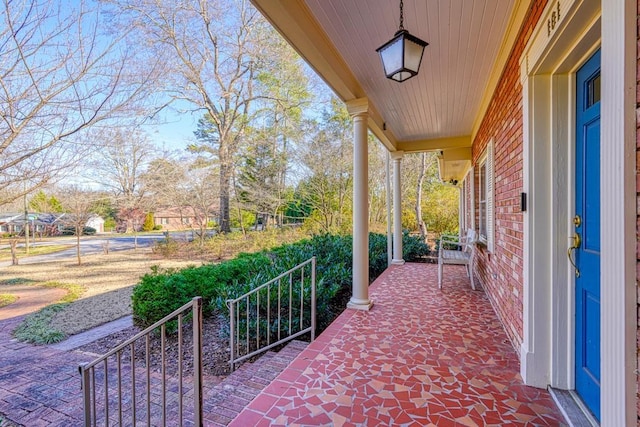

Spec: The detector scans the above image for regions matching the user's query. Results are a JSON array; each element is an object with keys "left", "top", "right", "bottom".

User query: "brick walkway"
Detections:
[
  {"left": 0, "top": 286, "right": 67, "bottom": 321},
  {"left": 0, "top": 316, "right": 91, "bottom": 426},
  {"left": 0, "top": 313, "right": 306, "bottom": 426}
]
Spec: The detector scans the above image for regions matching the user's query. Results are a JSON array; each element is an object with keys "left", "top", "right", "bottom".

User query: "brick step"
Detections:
[
  {"left": 202, "top": 340, "right": 308, "bottom": 426},
  {"left": 71, "top": 341, "right": 307, "bottom": 426}
]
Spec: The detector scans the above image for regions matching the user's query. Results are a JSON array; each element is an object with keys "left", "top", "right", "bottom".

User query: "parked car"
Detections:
[{"left": 59, "top": 226, "right": 96, "bottom": 236}]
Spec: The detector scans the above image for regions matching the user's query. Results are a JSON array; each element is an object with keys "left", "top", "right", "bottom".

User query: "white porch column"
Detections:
[
  {"left": 390, "top": 151, "right": 405, "bottom": 265},
  {"left": 346, "top": 98, "right": 373, "bottom": 311}
]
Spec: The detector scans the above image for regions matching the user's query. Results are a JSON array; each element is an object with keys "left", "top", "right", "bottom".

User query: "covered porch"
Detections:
[
  {"left": 249, "top": 0, "right": 638, "bottom": 424},
  {"left": 229, "top": 263, "right": 563, "bottom": 426}
]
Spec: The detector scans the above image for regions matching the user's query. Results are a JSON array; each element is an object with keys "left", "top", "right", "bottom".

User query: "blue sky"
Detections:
[{"left": 145, "top": 109, "right": 200, "bottom": 152}]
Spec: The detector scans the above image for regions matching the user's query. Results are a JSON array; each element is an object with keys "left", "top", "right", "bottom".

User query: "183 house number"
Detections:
[{"left": 547, "top": 2, "right": 561, "bottom": 37}]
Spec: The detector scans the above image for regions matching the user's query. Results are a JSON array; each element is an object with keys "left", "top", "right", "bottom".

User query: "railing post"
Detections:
[
  {"left": 311, "top": 257, "right": 316, "bottom": 341},
  {"left": 79, "top": 365, "right": 91, "bottom": 427},
  {"left": 192, "top": 297, "right": 203, "bottom": 427},
  {"left": 228, "top": 299, "right": 235, "bottom": 371}
]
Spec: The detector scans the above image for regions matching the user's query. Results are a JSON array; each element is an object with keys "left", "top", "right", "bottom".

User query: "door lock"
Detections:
[{"left": 573, "top": 215, "right": 582, "bottom": 227}]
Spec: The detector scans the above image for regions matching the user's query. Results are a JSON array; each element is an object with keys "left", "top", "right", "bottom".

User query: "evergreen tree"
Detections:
[{"left": 142, "top": 212, "right": 155, "bottom": 232}]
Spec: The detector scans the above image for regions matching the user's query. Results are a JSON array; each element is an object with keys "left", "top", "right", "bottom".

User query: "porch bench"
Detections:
[{"left": 438, "top": 229, "right": 476, "bottom": 290}]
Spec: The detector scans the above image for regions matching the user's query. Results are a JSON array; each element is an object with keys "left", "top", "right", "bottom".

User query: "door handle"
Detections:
[{"left": 568, "top": 233, "right": 581, "bottom": 278}]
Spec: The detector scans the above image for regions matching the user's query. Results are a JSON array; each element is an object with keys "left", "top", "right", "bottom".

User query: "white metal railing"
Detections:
[
  {"left": 227, "top": 257, "right": 316, "bottom": 370},
  {"left": 79, "top": 297, "right": 203, "bottom": 427}
]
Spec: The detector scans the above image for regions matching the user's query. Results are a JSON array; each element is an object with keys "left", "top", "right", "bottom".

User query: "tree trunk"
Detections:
[
  {"left": 415, "top": 153, "right": 428, "bottom": 241},
  {"left": 198, "top": 224, "right": 206, "bottom": 248},
  {"left": 219, "top": 154, "right": 232, "bottom": 233},
  {"left": 76, "top": 230, "right": 82, "bottom": 265},
  {"left": 9, "top": 239, "right": 18, "bottom": 265}
]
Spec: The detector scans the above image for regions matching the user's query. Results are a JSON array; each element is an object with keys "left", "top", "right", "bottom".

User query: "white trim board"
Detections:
[{"left": 599, "top": 0, "right": 636, "bottom": 425}]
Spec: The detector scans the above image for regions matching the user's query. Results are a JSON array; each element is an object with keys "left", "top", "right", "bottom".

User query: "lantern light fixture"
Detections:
[{"left": 376, "top": 0, "right": 428, "bottom": 83}]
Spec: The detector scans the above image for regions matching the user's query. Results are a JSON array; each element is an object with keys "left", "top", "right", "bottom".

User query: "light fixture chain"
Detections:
[{"left": 399, "top": 0, "right": 404, "bottom": 30}]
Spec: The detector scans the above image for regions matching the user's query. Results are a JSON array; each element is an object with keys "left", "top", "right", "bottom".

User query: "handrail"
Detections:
[
  {"left": 82, "top": 298, "right": 200, "bottom": 370},
  {"left": 79, "top": 297, "right": 203, "bottom": 427},
  {"left": 226, "top": 257, "right": 315, "bottom": 304},
  {"left": 227, "top": 257, "right": 316, "bottom": 370}
]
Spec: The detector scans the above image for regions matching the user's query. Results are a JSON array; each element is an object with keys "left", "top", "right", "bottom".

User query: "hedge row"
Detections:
[{"left": 132, "top": 232, "right": 428, "bottom": 332}]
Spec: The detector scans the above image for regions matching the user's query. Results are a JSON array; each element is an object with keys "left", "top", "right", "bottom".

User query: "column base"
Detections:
[
  {"left": 391, "top": 259, "right": 405, "bottom": 265},
  {"left": 347, "top": 298, "right": 374, "bottom": 311}
]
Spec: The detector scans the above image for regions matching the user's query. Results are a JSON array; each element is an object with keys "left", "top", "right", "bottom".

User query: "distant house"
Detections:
[
  {"left": 0, "top": 212, "right": 65, "bottom": 235},
  {"left": 153, "top": 207, "right": 217, "bottom": 231},
  {"left": 86, "top": 215, "right": 105, "bottom": 233},
  {"left": 0, "top": 213, "right": 22, "bottom": 234},
  {"left": 0, "top": 212, "right": 103, "bottom": 236}
]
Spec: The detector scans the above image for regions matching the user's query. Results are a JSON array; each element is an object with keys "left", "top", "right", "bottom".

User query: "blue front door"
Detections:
[{"left": 574, "top": 49, "right": 600, "bottom": 420}]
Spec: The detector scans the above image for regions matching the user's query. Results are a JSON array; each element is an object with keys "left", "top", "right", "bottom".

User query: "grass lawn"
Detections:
[
  {"left": 0, "top": 249, "right": 202, "bottom": 341},
  {"left": 0, "top": 244, "right": 69, "bottom": 261},
  {"left": 0, "top": 294, "right": 18, "bottom": 308},
  {"left": 1, "top": 229, "right": 309, "bottom": 343}
]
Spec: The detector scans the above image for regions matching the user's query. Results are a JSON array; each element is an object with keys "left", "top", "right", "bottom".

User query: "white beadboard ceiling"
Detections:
[
  {"left": 304, "top": 0, "right": 514, "bottom": 142},
  {"left": 251, "top": 0, "right": 520, "bottom": 157}
]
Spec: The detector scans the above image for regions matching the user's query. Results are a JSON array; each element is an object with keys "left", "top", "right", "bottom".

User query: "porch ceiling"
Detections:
[{"left": 251, "top": 0, "right": 530, "bottom": 161}]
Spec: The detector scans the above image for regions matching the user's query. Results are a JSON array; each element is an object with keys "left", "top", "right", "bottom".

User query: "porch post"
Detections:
[
  {"left": 390, "top": 151, "right": 405, "bottom": 265},
  {"left": 385, "top": 151, "right": 393, "bottom": 267},
  {"left": 346, "top": 98, "right": 373, "bottom": 311}
]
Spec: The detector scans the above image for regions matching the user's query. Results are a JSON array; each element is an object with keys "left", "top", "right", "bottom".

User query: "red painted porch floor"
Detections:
[{"left": 229, "top": 263, "right": 564, "bottom": 426}]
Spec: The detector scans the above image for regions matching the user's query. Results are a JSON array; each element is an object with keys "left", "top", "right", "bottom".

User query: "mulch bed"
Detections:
[{"left": 78, "top": 314, "right": 233, "bottom": 378}]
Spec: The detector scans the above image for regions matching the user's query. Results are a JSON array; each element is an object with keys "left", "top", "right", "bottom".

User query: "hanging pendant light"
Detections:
[{"left": 376, "top": 0, "right": 428, "bottom": 83}]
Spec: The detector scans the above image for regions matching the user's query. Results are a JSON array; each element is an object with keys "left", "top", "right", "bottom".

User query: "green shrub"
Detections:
[
  {"left": 132, "top": 232, "right": 429, "bottom": 334},
  {"left": 152, "top": 237, "right": 180, "bottom": 257},
  {"left": 402, "top": 231, "right": 430, "bottom": 259},
  {"left": 104, "top": 217, "right": 117, "bottom": 232},
  {"left": 13, "top": 304, "right": 67, "bottom": 344},
  {"left": 133, "top": 253, "right": 273, "bottom": 326}
]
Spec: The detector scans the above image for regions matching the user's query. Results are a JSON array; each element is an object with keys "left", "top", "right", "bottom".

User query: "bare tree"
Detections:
[
  {"left": 59, "top": 186, "right": 103, "bottom": 265},
  {"left": 181, "top": 161, "right": 219, "bottom": 246},
  {"left": 403, "top": 152, "right": 458, "bottom": 235},
  {"left": 88, "top": 128, "right": 155, "bottom": 232},
  {"left": 295, "top": 102, "right": 353, "bottom": 233},
  {"left": 142, "top": 154, "right": 218, "bottom": 243},
  {"left": 237, "top": 32, "right": 311, "bottom": 229},
  {"left": 0, "top": 0, "right": 159, "bottom": 206},
  {"left": 103, "top": 0, "right": 270, "bottom": 232},
  {"left": 142, "top": 155, "right": 189, "bottom": 211},
  {"left": 8, "top": 238, "right": 18, "bottom": 265},
  {"left": 368, "top": 139, "right": 388, "bottom": 227},
  {"left": 414, "top": 153, "right": 429, "bottom": 241}
]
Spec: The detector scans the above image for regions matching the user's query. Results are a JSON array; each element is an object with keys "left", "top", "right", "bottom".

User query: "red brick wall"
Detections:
[
  {"left": 636, "top": 0, "right": 640, "bottom": 420},
  {"left": 468, "top": 1, "right": 548, "bottom": 350}
]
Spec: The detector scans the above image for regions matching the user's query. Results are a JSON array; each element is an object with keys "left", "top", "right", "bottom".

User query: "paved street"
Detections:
[{"left": 0, "top": 233, "right": 173, "bottom": 268}]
